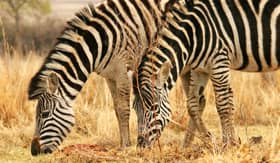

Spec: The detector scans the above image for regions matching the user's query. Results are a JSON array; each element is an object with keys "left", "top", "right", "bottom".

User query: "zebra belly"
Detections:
[
  {"left": 229, "top": 49, "right": 280, "bottom": 72},
  {"left": 99, "top": 57, "right": 128, "bottom": 80}
]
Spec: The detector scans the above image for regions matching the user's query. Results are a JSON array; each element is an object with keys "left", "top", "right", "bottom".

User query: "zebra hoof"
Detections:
[
  {"left": 120, "top": 140, "right": 132, "bottom": 149},
  {"left": 222, "top": 136, "right": 241, "bottom": 149}
]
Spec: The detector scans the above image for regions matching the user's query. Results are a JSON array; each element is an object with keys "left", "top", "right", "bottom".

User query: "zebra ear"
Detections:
[
  {"left": 155, "top": 62, "right": 172, "bottom": 88},
  {"left": 47, "top": 73, "right": 59, "bottom": 94}
]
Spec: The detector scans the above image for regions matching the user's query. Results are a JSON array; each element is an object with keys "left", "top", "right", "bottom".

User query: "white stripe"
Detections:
[{"left": 270, "top": 5, "right": 280, "bottom": 69}]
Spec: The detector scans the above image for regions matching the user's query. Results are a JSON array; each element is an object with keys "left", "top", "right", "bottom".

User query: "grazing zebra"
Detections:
[
  {"left": 28, "top": 0, "right": 182, "bottom": 155},
  {"left": 133, "top": 0, "right": 280, "bottom": 148}
]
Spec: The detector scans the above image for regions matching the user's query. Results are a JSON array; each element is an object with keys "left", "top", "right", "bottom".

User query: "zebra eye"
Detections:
[
  {"left": 41, "top": 111, "right": 50, "bottom": 118},
  {"left": 151, "top": 103, "right": 158, "bottom": 111}
]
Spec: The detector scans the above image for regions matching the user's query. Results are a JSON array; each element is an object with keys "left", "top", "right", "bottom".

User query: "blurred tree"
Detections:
[{"left": 0, "top": 0, "right": 51, "bottom": 50}]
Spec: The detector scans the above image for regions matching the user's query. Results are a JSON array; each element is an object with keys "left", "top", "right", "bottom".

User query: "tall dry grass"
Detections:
[{"left": 0, "top": 47, "right": 280, "bottom": 161}]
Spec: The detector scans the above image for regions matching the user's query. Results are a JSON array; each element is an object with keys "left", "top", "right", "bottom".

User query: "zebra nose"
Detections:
[
  {"left": 31, "top": 137, "right": 41, "bottom": 156},
  {"left": 137, "top": 135, "right": 147, "bottom": 148},
  {"left": 42, "top": 147, "right": 53, "bottom": 154}
]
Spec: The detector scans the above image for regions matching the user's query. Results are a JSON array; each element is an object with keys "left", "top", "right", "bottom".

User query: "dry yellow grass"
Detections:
[{"left": 0, "top": 50, "right": 280, "bottom": 162}]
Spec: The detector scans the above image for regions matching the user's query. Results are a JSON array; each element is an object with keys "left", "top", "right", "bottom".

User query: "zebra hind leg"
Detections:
[
  {"left": 182, "top": 71, "right": 210, "bottom": 147},
  {"left": 106, "top": 79, "right": 131, "bottom": 148},
  {"left": 210, "top": 56, "right": 239, "bottom": 147}
]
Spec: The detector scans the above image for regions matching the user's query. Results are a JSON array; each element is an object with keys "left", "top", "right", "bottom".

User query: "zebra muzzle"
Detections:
[
  {"left": 137, "top": 135, "right": 150, "bottom": 148},
  {"left": 31, "top": 137, "right": 41, "bottom": 156}
]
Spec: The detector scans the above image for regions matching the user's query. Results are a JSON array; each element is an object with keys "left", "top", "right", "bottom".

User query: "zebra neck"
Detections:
[{"left": 41, "top": 51, "right": 89, "bottom": 103}]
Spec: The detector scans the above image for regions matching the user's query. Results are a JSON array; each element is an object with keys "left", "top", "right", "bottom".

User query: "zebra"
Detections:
[
  {"left": 28, "top": 0, "right": 182, "bottom": 156},
  {"left": 133, "top": 0, "right": 280, "bottom": 148}
]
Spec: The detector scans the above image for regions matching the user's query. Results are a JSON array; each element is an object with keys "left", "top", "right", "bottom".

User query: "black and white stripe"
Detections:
[
  {"left": 28, "top": 0, "right": 181, "bottom": 155},
  {"left": 134, "top": 0, "right": 280, "bottom": 147}
]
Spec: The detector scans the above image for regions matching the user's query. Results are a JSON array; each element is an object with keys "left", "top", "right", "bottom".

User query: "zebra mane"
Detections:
[
  {"left": 63, "top": 3, "right": 94, "bottom": 32},
  {"left": 74, "top": 3, "right": 95, "bottom": 20}
]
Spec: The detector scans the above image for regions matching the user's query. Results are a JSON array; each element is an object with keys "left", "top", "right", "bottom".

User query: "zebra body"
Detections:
[
  {"left": 133, "top": 0, "right": 280, "bottom": 147},
  {"left": 28, "top": 0, "right": 181, "bottom": 155}
]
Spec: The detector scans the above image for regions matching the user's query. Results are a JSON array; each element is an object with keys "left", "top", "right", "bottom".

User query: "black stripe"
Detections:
[
  {"left": 154, "top": 0, "right": 161, "bottom": 11},
  {"left": 41, "top": 128, "right": 66, "bottom": 139},
  {"left": 70, "top": 14, "right": 108, "bottom": 69},
  {"left": 57, "top": 104, "right": 75, "bottom": 118},
  {"left": 172, "top": 9, "right": 194, "bottom": 54},
  {"left": 192, "top": 4, "right": 211, "bottom": 69},
  {"left": 226, "top": 0, "right": 248, "bottom": 70},
  {"left": 165, "top": 22, "right": 186, "bottom": 69},
  {"left": 172, "top": 17, "right": 192, "bottom": 53},
  {"left": 50, "top": 49, "right": 87, "bottom": 82},
  {"left": 40, "top": 135, "right": 63, "bottom": 144},
  {"left": 42, "top": 140, "right": 61, "bottom": 147},
  {"left": 53, "top": 117, "right": 71, "bottom": 133},
  {"left": 152, "top": 54, "right": 164, "bottom": 68},
  {"left": 108, "top": 0, "right": 138, "bottom": 37},
  {"left": 129, "top": 0, "right": 151, "bottom": 45},
  {"left": 41, "top": 123, "right": 66, "bottom": 139},
  {"left": 212, "top": 0, "right": 235, "bottom": 50},
  {"left": 196, "top": 1, "right": 219, "bottom": 67},
  {"left": 57, "top": 77, "right": 75, "bottom": 100},
  {"left": 57, "top": 36, "right": 91, "bottom": 73},
  {"left": 160, "top": 36, "right": 179, "bottom": 82},
  {"left": 172, "top": 7, "right": 203, "bottom": 64},
  {"left": 53, "top": 111, "right": 74, "bottom": 128},
  {"left": 155, "top": 52, "right": 168, "bottom": 64},
  {"left": 89, "top": 14, "right": 109, "bottom": 66},
  {"left": 240, "top": 1, "right": 261, "bottom": 71},
  {"left": 40, "top": 129, "right": 59, "bottom": 136},
  {"left": 51, "top": 59, "right": 76, "bottom": 79},
  {"left": 140, "top": 60, "right": 158, "bottom": 74},
  {"left": 189, "top": 13, "right": 203, "bottom": 64},
  {"left": 142, "top": 0, "right": 160, "bottom": 27},
  {"left": 94, "top": 5, "right": 117, "bottom": 68},
  {"left": 262, "top": 1, "right": 279, "bottom": 67},
  {"left": 99, "top": 4, "right": 122, "bottom": 69},
  {"left": 119, "top": 0, "right": 138, "bottom": 28},
  {"left": 277, "top": 15, "right": 280, "bottom": 66},
  {"left": 51, "top": 69, "right": 82, "bottom": 92},
  {"left": 107, "top": 0, "right": 125, "bottom": 22},
  {"left": 252, "top": 0, "right": 261, "bottom": 14}
]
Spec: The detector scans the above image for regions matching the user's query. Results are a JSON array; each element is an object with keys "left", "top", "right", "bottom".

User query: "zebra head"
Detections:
[
  {"left": 28, "top": 73, "right": 75, "bottom": 156},
  {"left": 133, "top": 62, "right": 172, "bottom": 148}
]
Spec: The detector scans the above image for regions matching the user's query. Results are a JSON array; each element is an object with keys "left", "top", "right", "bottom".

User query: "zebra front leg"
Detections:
[
  {"left": 210, "top": 57, "right": 238, "bottom": 146},
  {"left": 180, "top": 71, "right": 195, "bottom": 147},
  {"left": 185, "top": 88, "right": 207, "bottom": 147},
  {"left": 184, "top": 71, "right": 210, "bottom": 147},
  {"left": 106, "top": 79, "right": 131, "bottom": 147}
]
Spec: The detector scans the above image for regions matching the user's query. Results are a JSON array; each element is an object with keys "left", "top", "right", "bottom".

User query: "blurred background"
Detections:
[{"left": 0, "top": 0, "right": 103, "bottom": 54}]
